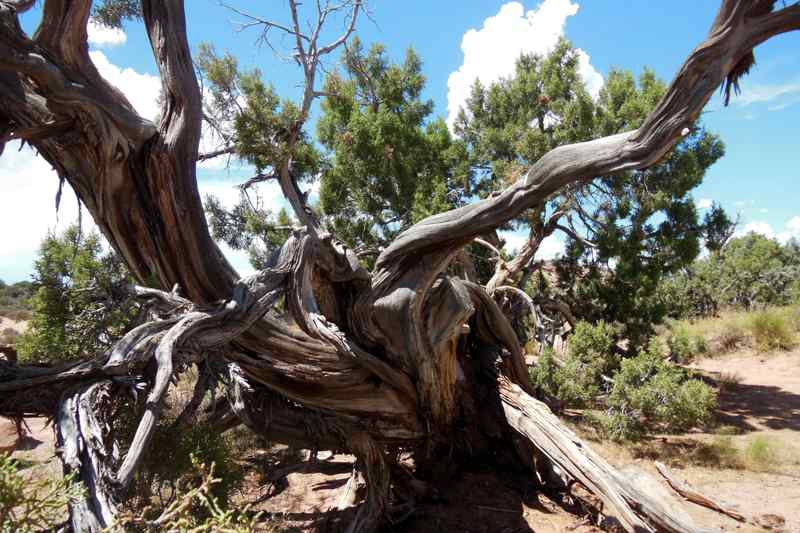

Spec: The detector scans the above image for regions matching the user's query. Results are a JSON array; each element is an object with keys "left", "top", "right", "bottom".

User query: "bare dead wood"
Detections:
[{"left": 655, "top": 461, "right": 747, "bottom": 522}]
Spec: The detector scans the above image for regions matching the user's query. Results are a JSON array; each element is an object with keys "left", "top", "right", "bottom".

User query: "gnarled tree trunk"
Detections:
[{"left": 1, "top": 1, "right": 798, "bottom": 531}]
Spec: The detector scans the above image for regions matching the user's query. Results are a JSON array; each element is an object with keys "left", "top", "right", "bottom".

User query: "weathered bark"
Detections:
[{"left": 2, "top": 1, "right": 799, "bottom": 532}]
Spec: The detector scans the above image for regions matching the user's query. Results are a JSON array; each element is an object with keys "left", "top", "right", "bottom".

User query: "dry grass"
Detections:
[{"left": 665, "top": 305, "right": 800, "bottom": 357}]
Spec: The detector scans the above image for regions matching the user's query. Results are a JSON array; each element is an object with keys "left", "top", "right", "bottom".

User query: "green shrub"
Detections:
[
  {"left": 596, "top": 339, "right": 717, "bottom": 441},
  {"left": 529, "top": 348, "right": 602, "bottom": 408},
  {"left": 129, "top": 421, "right": 244, "bottom": 513},
  {"left": 744, "top": 436, "right": 778, "bottom": 467},
  {"left": 113, "top": 457, "right": 273, "bottom": 533},
  {"left": 747, "top": 309, "right": 795, "bottom": 351},
  {"left": 530, "top": 321, "right": 620, "bottom": 408},
  {"left": 15, "top": 225, "right": 139, "bottom": 364},
  {"left": 0, "top": 454, "right": 84, "bottom": 532},
  {"left": 568, "top": 320, "right": 618, "bottom": 376},
  {"left": 667, "top": 324, "right": 710, "bottom": 363}
]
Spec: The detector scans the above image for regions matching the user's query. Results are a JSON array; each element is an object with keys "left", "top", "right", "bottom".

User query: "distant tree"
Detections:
[
  {"left": 16, "top": 225, "right": 139, "bottom": 363},
  {"left": 702, "top": 202, "right": 738, "bottom": 254}
]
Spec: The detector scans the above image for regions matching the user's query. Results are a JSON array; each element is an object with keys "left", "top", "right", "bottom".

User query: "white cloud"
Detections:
[
  {"left": 777, "top": 216, "right": 800, "bottom": 244},
  {"left": 738, "top": 221, "right": 774, "bottom": 239},
  {"left": 0, "top": 143, "right": 99, "bottom": 281},
  {"left": 90, "top": 50, "right": 161, "bottom": 121},
  {"left": 87, "top": 20, "right": 127, "bottom": 47},
  {"left": 735, "top": 80, "right": 800, "bottom": 107},
  {"left": 446, "top": 0, "right": 602, "bottom": 129},
  {"left": 697, "top": 198, "right": 713, "bottom": 210}
]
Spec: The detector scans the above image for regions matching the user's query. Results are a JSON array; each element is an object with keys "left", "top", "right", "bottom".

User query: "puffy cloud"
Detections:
[
  {"left": 89, "top": 50, "right": 161, "bottom": 121},
  {"left": 778, "top": 216, "right": 800, "bottom": 244},
  {"left": 446, "top": 0, "right": 602, "bottom": 128},
  {"left": 738, "top": 221, "right": 775, "bottom": 239},
  {"left": 733, "top": 217, "right": 800, "bottom": 244},
  {"left": 0, "top": 143, "right": 98, "bottom": 282},
  {"left": 697, "top": 198, "right": 713, "bottom": 210},
  {"left": 87, "top": 20, "right": 127, "bottom": 47}
]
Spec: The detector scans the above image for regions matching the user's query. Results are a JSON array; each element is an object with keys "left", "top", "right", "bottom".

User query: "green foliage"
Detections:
[
  {"left": 92, "top": 0, "right": 141, "bottom": 28},
  {"left": 596, "top": 340, "right": 716, "bottom": 441},
  {"left": 197, "top": 43, "right": 325, "bottom": 267},
  {"left": 15, "top": 225, "right": 138, "bottom": 363},
  {"left": 661, "top": 233, "right": 800, "bottom": 319},
  {"left": 567, "top": 320, "right": 618, "bottom": 375},
  {"left": 113, "top": 458, "right": 271, "bottom": 533},
  {"left": 455, "top": 39, "right": 724, "bottom": 345},
  {"left": 529, "top": 347, "right": 600, "bottom": 407},
  {"left": 0, "top": 454, "right": 84, "bottom": 532},
  {"left": 317, "top": 39, "right": 461, "bottom": 255},
  {"left": 667, "top": 324, "right": 708, "bottom": 363},
  {"left": 0, "top": 280, "right": 34, "bottom": 321},
  {"left": 529, "top": 321, "right": 618, "bottom": 408},
  {"left": 129, "top": 420, "right": 244, "bottom": 512},
  {"left": 746, "top": 308, "right": 795, "bottom": 351}
]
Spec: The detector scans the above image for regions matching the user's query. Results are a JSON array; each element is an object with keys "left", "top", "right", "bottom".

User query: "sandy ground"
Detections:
[
  {"left": 0, "top": 316, "right": 27, "bottom": 334},
  {"left": 2, "top": 348, "right": 798, "bottom": 531}
]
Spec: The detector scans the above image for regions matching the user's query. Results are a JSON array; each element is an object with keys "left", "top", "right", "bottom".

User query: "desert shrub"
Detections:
[
  {"left": 746, "top": 309, "right": 795, "bottom": 351},
  {"left": 129, "top": 420, "right": 244, "bottom": 514},
  {"left": 530, "top": 321, "right": 619, "bottom": 408},
  {"left": 595, "top": 339, "right": 717, "bottom": 441},
  {"left": 15, "top": 225, "right": 139, "bottom": 363},
  {"left": 716, "top": 323, "right": 747, "bottom": 352},
  {"left": 0, "top": 454, "right": 84, "bottom": 532},
  {"left": 744, "top": 436, "right": 778, "bottom": 467},
  {"left": 568, "top": 320, "right": 619, "bottom": 375},
  {"left": 113, "top": 458, "right": 273, "bottom": 533},
  {"left": 693, "top": 435, "right": 742, "bottom": 469},
  {"left": 530, "top": 348, "right": 600, "bottom": 407},
  {"left": 667, "top": 324, "right": 709, "bottom": 363}
]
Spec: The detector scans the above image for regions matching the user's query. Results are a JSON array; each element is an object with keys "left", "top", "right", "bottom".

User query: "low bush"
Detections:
[
  {"left": 746, "top": 309, "right": 795, "bottom": 351},
  {"left": 128, "top": 420, "right": 244, "bottom": 514},
  {"left": 113, "top": 458, "right": 272, "bottom": 533},
  {"left": 593, "top": 340, "right": 717, "bottom": 441},
  {"left": 530, "top": 321, "right": 619, "bottom": 408},
  {"left": 530, "top": 348, "right": 600, "bottom": 407},
  {"left": 716, "top": 323, "right": 747, "bottom": 352},
  {"left": 744, "top": 436, "right": 778, "bottom": 467},
  {"left": 0, "top": 454, "right": 84, "bottom": 532},
  {"left": 667, "top": 324, "right": 708, "bottom": 363}
]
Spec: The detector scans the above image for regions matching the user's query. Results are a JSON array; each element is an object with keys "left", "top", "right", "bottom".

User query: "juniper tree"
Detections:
[{"left": 1, "top": 1, "right": 798, "bottom": 532}]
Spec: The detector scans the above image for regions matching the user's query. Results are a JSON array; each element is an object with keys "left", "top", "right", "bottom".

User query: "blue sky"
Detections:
[{"left": 1, "top": 0, "right": 799, "bottom": 282}]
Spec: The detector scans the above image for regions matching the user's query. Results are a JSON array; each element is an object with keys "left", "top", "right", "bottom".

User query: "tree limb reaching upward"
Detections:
[{"left": 1, "top": 1, "right": 798, "bottom": 532}]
